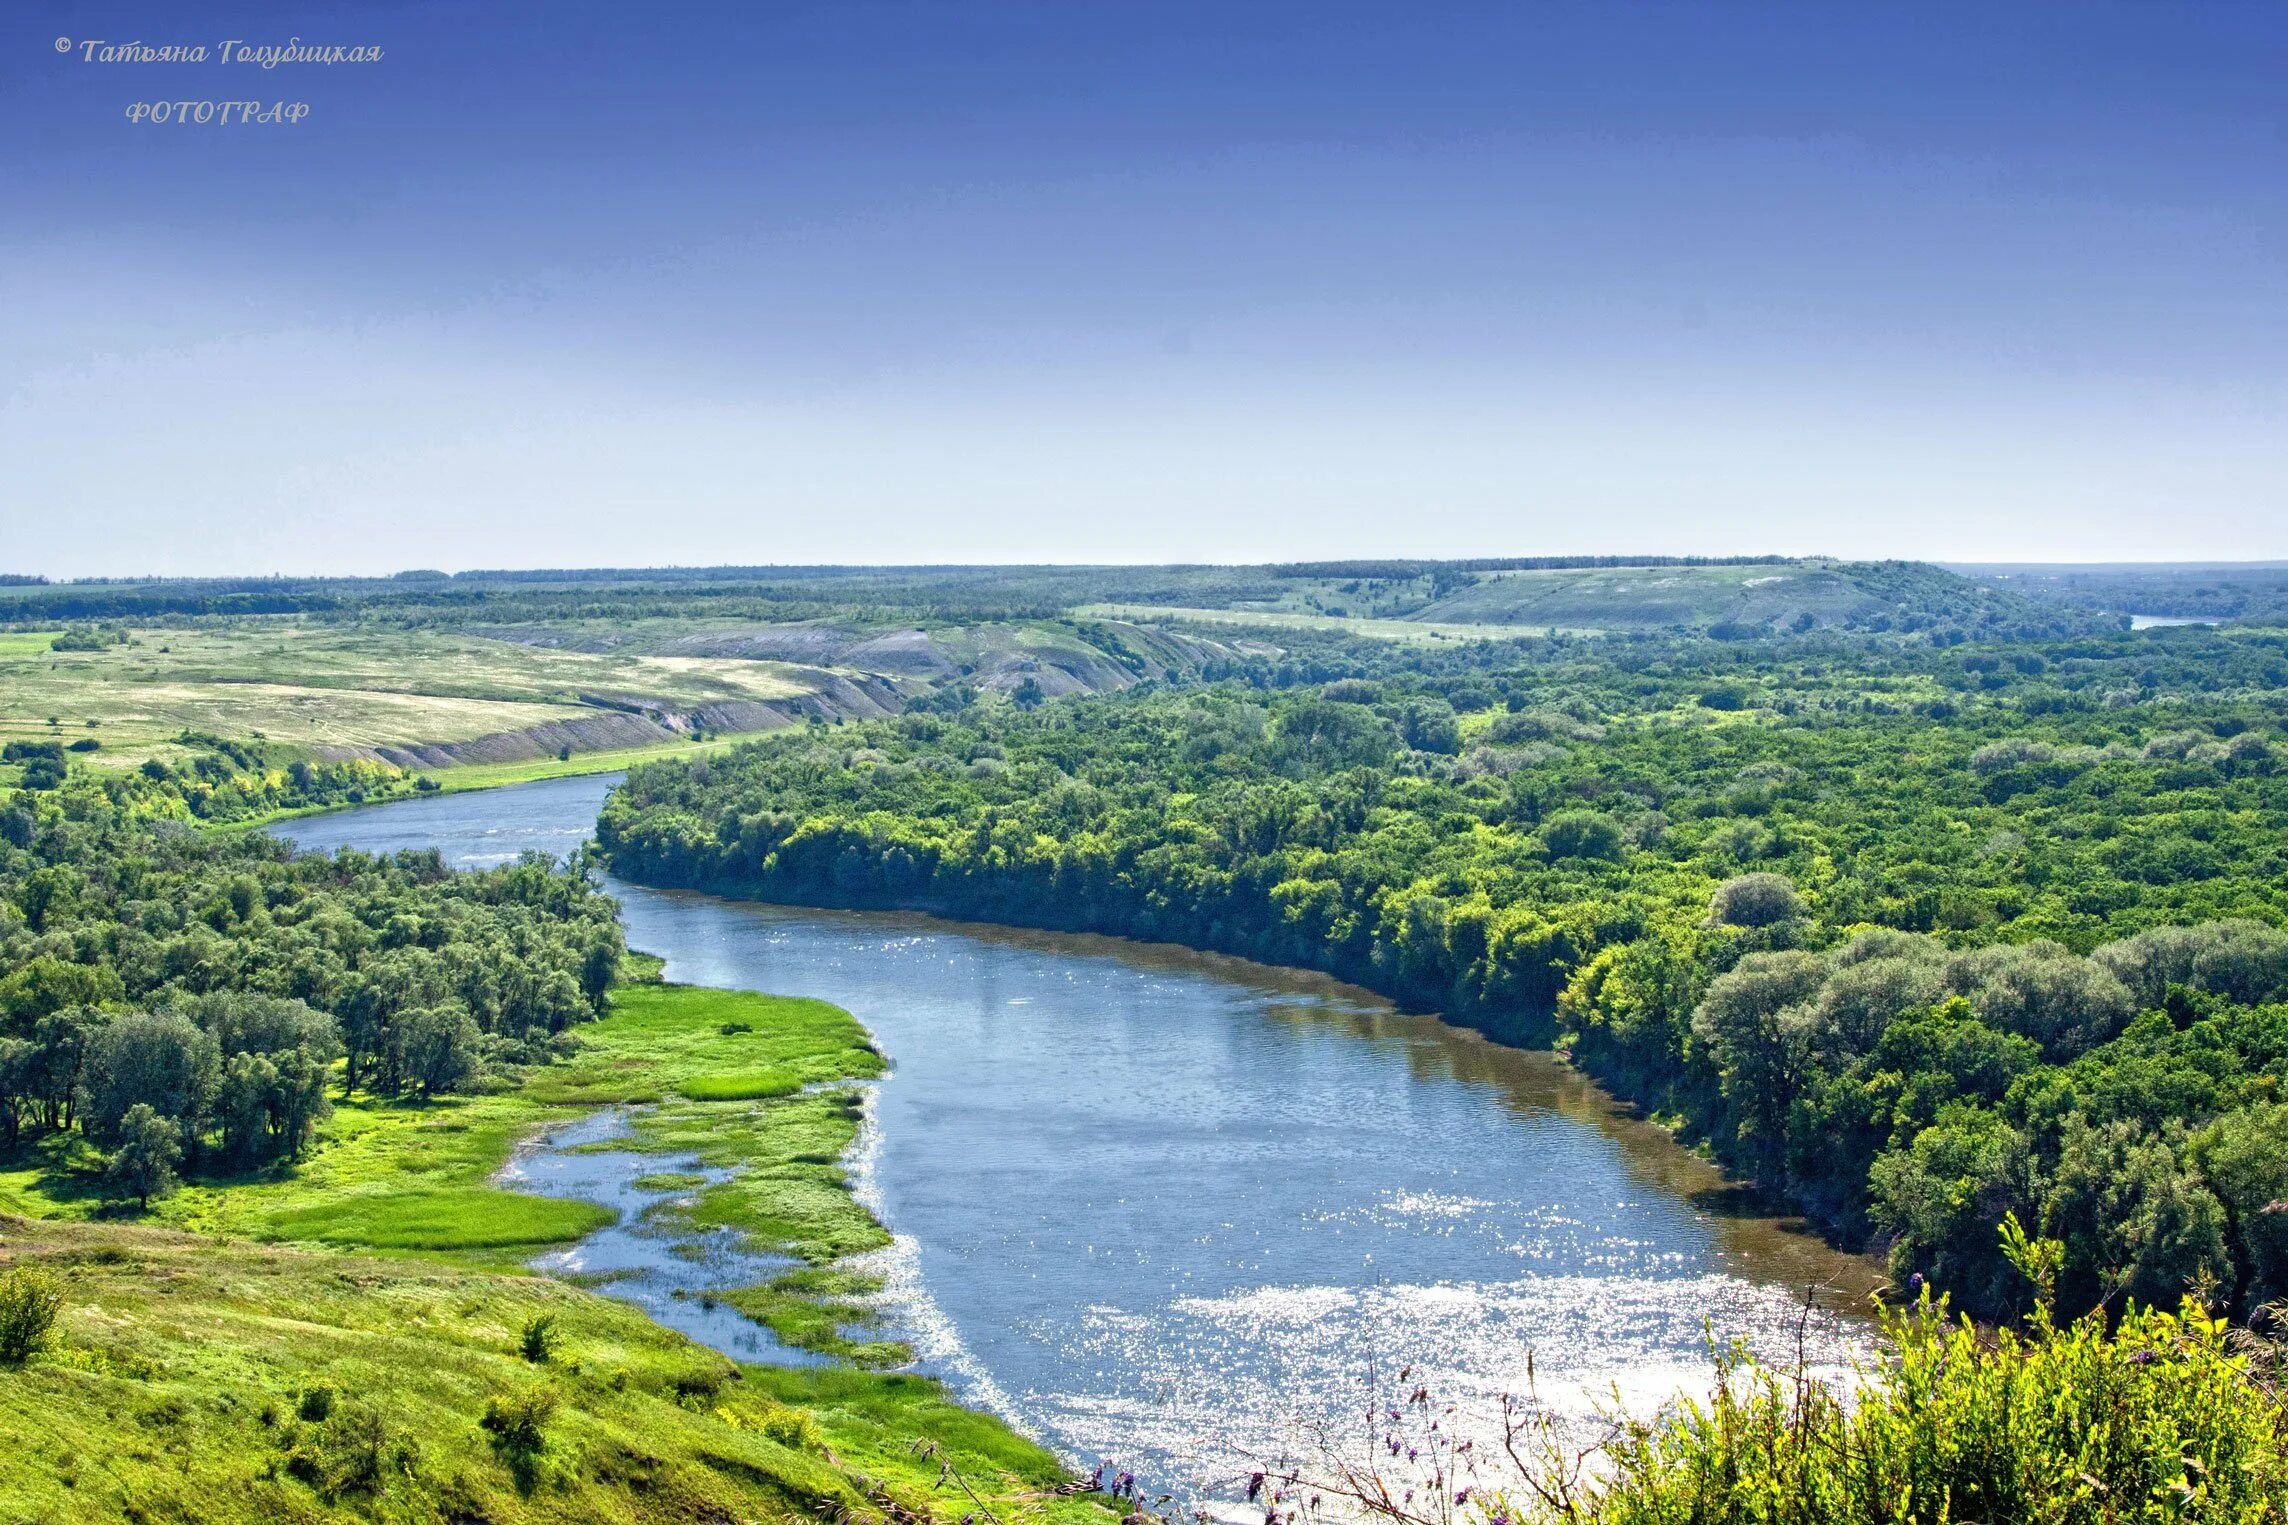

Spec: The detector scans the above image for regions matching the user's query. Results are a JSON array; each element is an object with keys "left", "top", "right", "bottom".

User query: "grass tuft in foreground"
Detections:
[{"left": 1302, "top": 1221, "right": 2288, "bottom": 1525}]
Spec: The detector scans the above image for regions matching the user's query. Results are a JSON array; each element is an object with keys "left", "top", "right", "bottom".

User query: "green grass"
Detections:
[
  {"left": 679, "top": 1069, "right": 803, "bottom": 1102},
  {"left": 260, "top": 1189, "right": 615, "bottom": 1253},
  {"left": 726, "top": 1269, "right": 913, "bottom": 1367},
  {"left": 0, "top": 978, "right": 956, "bottom": 1481},
  {"left": 0, "top": 1216, "right": 1108, "bottom": 1524}
]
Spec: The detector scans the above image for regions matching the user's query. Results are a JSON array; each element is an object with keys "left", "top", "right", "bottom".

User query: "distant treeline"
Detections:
[{"left": 1967, "top": 565, "right": 2288, "bottom": 623}]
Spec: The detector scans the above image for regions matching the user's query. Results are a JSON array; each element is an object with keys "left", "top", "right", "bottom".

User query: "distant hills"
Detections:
[
  {"left": 0, "top": 556, "right": 2156, "bottom": 641},
  {"left": 18, "top": 553, "right": 2288, "bottom": 638}
]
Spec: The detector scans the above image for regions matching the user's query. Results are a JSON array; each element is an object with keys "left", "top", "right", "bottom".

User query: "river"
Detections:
[{"left": 276, "top": 773, "right": 1877, "bottom": 1502}]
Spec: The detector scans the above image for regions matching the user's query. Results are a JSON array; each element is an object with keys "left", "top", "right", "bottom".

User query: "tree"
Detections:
[
  {"left": 83, "top": 1012, "right": 219, "bottom": 1151},
  {"left": 107, "top": 1103, "right": 181, "bottom": 1208},
  {"left": 1708, "top": 873, "right": 1802, "bottom": 929},
  {"left": 1691, "top": 950, "right": 1826, "bottom": 1175},
  {"left": 396, "top": 1006, "right": 482, "bottom": 1097},
  {"left": 1541, "top": 810, "right": 1625, "bottom": 863},
  {"left": 2194, "top": 1103, "right": 2288, "bottom": 1308},
  {"left": 0, "top": 1038, "right": 35, "bottom": 1145}
]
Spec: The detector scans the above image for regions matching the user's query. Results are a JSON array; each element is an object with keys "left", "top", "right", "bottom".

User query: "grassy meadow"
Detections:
[
  {"left": 0, "top": 621, "right": 818, "bottom": 769},
  {"left": 0, "top": 1215, "right": 1100, "bottom": 1525},
  {"left": 0, "top": 978, "right": 1080, "bottom": 1521}
]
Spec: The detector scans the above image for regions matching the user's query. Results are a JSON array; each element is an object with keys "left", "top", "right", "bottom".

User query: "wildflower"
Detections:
[
  {"left": 2127, "top": 1348, "right": 2157, "bottom": 1366},
  {"left": 1247, "top": 1471, "right": 1266, "bottom": 1501},
  {"left": 1455, "top": 1488, "right": 1471, "bottom": 1505}
]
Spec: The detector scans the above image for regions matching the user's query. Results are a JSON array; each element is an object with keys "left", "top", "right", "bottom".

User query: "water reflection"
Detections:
[{"left": 279, "top": 775, "right": 1880, "bottom": 1503}]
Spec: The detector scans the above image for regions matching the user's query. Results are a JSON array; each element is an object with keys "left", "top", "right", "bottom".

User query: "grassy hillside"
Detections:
[
  {"left": 0, "top": 975, "right": 1107, "bottom": 1523},
  {"left": 0, "top": 614, "right": 1241, "bottom": 783},
  {"left": 0, "top": 1216, "right": 1097, "bottom": 1525}
]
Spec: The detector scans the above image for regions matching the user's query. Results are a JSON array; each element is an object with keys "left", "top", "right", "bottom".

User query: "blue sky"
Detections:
[{"left": 3, "top": 1, "right": 2282, "bottom": 575}]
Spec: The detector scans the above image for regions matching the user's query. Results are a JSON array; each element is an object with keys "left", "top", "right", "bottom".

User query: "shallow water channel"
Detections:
[{"left": 277, "top": 774, "right": 1880, "bottom": 1502}]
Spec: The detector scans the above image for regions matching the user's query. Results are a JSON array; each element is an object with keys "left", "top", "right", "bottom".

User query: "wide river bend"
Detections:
[{"left": 277, "top": 774, "right": 1876, "bottom": 1502}]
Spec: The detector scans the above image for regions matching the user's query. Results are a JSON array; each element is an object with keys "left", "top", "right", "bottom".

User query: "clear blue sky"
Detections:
[{"left": 3, "top": 1, "right": 2281, "bottom": 575}]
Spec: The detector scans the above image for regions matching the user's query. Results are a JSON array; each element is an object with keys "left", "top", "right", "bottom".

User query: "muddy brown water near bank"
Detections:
[{"left": 279, "top": 774, "right": 1880, "bottom": 1506}]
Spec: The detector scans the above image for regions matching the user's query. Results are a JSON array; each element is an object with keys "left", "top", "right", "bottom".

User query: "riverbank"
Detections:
[{"left": 0, "top": 974, "right": 1107, "bottom": 1523}]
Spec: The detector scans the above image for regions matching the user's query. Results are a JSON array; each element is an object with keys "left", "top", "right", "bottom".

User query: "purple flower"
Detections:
[
  {"left": 1247, "top": 1471, "right": 1266, "bottom": 1502},
  {"left": 2127, "top": 1349, "right": 2157, "bottom": 1366}
]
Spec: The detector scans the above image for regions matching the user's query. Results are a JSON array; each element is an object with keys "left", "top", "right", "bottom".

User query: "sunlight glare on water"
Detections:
[{"left": 278, "top": 775, "right": 1878, "bottom": 1505}]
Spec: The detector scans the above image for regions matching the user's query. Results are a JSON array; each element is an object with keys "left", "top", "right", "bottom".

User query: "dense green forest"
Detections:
[
  {"left": 0, "top": 778, "right": 623, "bottom": 1194},
  {"left": 600, "top": 622, "right": 2288, "bottom": 1323}
]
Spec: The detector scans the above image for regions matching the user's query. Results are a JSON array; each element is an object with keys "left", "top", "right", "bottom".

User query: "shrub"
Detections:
[
  {"left": 285, "top": 1400, "right": 400, "bottom": 1499},
  {"left": 757, "top": 1402, "right": 820, "bottom": 1450},
  {"left": 480, "top": 1385, "right": 558, "bottom": 1457},
  {"left": 0, "top": 1266, "right": 63, "bottom": 1364},
  {"left": 1303, "top": 1224, "right": 2288, "bottom": 1524},
  {"left": 518, "top": 1312, "right": 558, "bottom": 1363}
]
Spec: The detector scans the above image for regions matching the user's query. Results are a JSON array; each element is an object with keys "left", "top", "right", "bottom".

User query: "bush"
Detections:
[
  {"left": 518, "top": 1312, "right": 558, "bottom": 1363},
  {"left": 0, "top": 1266, "right": 63, "bottom": 1364},
  {"left": 1308, "top": 1224, "right": 2288, "bottom": 1524},
  {"left": 480, "top": 1385, "right": 558, "bottom": 1455},
  {"left": 1582, "top": 1229, "right": 2288, "bottom": 1523}
]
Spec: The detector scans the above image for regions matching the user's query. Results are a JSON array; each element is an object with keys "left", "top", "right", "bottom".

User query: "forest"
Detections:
[
  {"left": 598, "top": 620, "right": 2288, "bottom": 1324},
  {"left": 0, "top": 775, "right": 624, "bottom": 1200}
]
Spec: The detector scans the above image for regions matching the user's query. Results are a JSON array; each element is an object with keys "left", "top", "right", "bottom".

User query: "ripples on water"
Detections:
[{"left": 279, "top": 776, "right": 1878, "bottom": 1505}]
